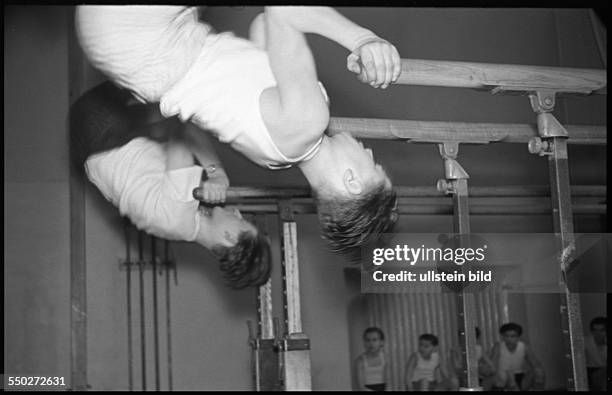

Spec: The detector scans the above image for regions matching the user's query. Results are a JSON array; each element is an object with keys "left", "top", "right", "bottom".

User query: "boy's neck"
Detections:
[{"left": 297, "top": 136, "right": 332, "bottom": 191}]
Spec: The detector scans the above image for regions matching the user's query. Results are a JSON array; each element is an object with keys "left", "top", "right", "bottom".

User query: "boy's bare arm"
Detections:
[
  {"left": 181, "top": 123, "right": 230, "bottom": 204},
  {"left": 437, "top": 352, "right": 450, "bottom": 380},
  {"left": 265, "top": 6, "right": 401, "bottom": 89},
  {"left": 480, "top": 352, "right": 496, "bottom": 374},
  {"left": 490, "top": 343, "right": 501, "bottom": 370},
  {"left": 404, "top": 353, "right": 417, "bottom": 390},
  {"left": 524, "top": 345, "right": 543, "bottom": 370},
  {"left": 355, "top": 357, "right": 367, "bottom": 390}
]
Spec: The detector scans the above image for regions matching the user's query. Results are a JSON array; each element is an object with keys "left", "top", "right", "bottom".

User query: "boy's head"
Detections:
[
  {"left": 418, "top": 333, "right": 439, "bottom": 357},
  {"left": 590, "top": 316, "right": 606, "bottom": 344},
  {"left": 499, "top": 322, "right": 523, "bottom": 349},
  {"left": 363, "top": 327, "right": 385, "bottom": 353},
  {"left": 201, "top": 206, "right": 271, "bottom": 289},
  {"left": 313, "top": 133, "right": 397, "bottom": 256}
]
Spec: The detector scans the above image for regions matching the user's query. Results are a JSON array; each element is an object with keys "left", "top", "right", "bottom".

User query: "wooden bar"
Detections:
[
  {"left": 396, "top": 58, "right": 606, "bottom": 94},
  {"left": 328, "top": 117, "right": 606, "bottom": 145},
  {"left": 195, "top": 185, "right": 605, "bottom": 202},
  {"left": 229, "top": 202, "right": 606, "bottom": 215}
]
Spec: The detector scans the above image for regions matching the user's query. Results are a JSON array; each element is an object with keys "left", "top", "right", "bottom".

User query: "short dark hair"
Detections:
[
  {"left": 419, "top": 333, "right": 439, "bottom": 346},
  {"left": 499, "top": 322, "right": 523, "bottom": 336},
  {"left": 213, "top": 231, "right": 271, "bottom": 289},
  {"left": 315, "top": 180, "right": 397, "bottom": 258},
  {"left": 590, "top": 316, "right": 606, "bottom": 330},
  {"left": 363, "top": 327, "right": 385, "bottom": 341}
]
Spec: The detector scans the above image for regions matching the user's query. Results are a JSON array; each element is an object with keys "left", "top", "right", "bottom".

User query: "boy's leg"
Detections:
[{"left": 256, "top": 8, "right": 330, "bottom": 157}]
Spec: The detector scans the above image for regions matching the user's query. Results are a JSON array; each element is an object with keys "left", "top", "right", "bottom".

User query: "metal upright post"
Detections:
[
  {"left": 278, "top": 200, "right": 312, "bottom": 391},
  {"left": 527, "top": 91, "right": 587, "bottom": 391},
  {"left": 437, "top": 143, "right": 480, "bottom": 391}
]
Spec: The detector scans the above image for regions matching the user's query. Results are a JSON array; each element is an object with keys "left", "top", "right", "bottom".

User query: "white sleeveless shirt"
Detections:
[
  {"left": 412, "top": 351, "right": 440, "bottom": 382},
  {"left": 498, "top": 341, "right": 526, "bottom": 374},
  {"left": 362, "top": 351, "right": 386, "bottom": 384},
  {"left": 160, "top": 32, "right": 326, "bottom": 170}
]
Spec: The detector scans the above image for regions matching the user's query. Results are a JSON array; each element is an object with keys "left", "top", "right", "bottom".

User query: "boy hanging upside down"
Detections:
[
  {"left": 70, "top": 81, "right": 271, "bottom": 289},
  {"left": 75, "top": 6, "right": 401, "bottom": 256}
]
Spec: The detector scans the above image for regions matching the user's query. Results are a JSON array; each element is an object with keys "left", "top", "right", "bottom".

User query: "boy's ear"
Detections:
[
  {"left": 343, "top": 169, "right": 364, "bottom": 195},
  {"left": 224, "top": 230, "right": 238, "bottom": 245}
]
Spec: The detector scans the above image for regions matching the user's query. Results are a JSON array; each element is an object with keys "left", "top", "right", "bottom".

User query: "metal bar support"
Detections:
[
  {"left": 528, "top": 91, "right": 588, "bottom": 391},
  {"left": 437, "top": 143, "right": 481, "bottom": 391}
]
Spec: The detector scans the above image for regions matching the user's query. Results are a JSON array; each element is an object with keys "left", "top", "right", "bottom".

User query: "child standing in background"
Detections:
[
  {"left": 585, "top": 316, "right": 607, "bottom": 391},
  {"left": 355, "top": 327, "right": 387, "bottom": 391},
  {"left": 405, "top": 333, "right": 449, "bottom": 391}
]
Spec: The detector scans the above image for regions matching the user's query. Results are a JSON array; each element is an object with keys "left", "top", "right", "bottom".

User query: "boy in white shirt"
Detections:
[
  {"left": 490, "top": 322, "right": 545, "bottom": 390},
  {"left": 405, "top": 333, "right": 450, "bottom": 391},
  {"left": 70, "top": 81, "right": 271, "bottom": 289}
]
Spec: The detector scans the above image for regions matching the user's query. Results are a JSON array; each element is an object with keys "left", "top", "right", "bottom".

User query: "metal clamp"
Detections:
[
  {"left": 529, "top": 90, "right": 557, "bottom": 114},
  {"left": 436, "top": 143, "right": 469, "bottom": 195},
  {"left": 278, "top": 199, "right": 295, "bottom": 222},
  {"left": 527, "top": 90, "right": 569, "bottom": 155},
  {"left": 536, "top": 112, "right": 569, "bottom": 138},
  {"left": 528, "top": 137, "right": 554, "bottom": 156}
]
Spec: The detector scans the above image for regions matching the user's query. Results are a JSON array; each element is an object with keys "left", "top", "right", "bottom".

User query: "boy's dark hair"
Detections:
[
  {"left": 363, "top": 327, "right": 385, "bottom": 341},
  {"left": 213, "top": 230, "right": 271, "bottom": 290},
  {"left": 590, "top": 316, "right": 607, "bottom": 330},
  {"left": 419, "top": 333, "right": 439, "bottom": 346},
  {"left": 315, "top": 181, "right": 397, "bottom": 258},
  {"left": 499, "top": 322, "right": 523, "bottom": 336}
]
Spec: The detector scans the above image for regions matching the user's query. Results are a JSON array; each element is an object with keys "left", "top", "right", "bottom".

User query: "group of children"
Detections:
[{"left": 355, "top": 318, "right": 608, "bottom": 391}]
